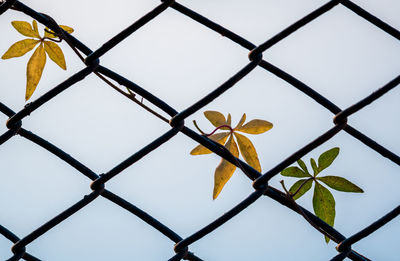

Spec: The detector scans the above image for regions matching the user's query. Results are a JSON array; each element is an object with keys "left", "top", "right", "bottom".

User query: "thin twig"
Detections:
[
  {"left": 280, "top": 180, "right": 334, "bottom": 241},
  {"left": 43, "top": 15, "right": 170, "bottom": 124},
  {"left": 94, "top": 72, "right": 170, "bottom": 123}
]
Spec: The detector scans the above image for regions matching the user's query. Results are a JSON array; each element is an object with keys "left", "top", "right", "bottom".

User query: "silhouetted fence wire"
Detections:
[{"left": 0, "top": 0, "right": 399, "bottom": 260}]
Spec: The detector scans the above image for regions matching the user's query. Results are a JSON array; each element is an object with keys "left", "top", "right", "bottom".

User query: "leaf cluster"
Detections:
[
  {"left": 191, "top": 111, "right": 273, "bottom": 199},
  {"left": 281, "top": 147, "right": 363, "bottom": 243},
  {"left": 1, "top": 20, "right": 73, "bottom": 101}
]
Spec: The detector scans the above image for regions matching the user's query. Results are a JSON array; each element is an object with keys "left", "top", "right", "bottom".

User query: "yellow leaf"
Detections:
[
  {"left": 220, "top": 113, "right": 232, "bottom": 131},
  {"left": 234, "top": 113, "right": 246, "bottom": 129},
  {"left": 11, "top": 21, "right": 40, "bottom": 38},
  {"left": 1, "top": 39, "right": 40, "bottom": 59},
  {"left": 26, "top": 44, "right": 46, "bottom": 101},
  {"left": 226, "top": 113, "right": 231, "bottom": 126},
  {"left": 44, "top": 25, "right": 74, "bottom": 38},
  {"left": 60, "top": 25, "right": 74, "bottom": 34},
  {"left": 234, "top": 132, "right": 261, "bottom": 172},
  {"left": 44, "top": 28, "right": 57, "bottom": 38},
  {"left": 190, "top": 132, "right": 230, "bottom": 155},
  {"left": 44, "top": 41, "right": 66, "bottom": 70},
  {"left": 204, "top": 111, "right": 226, "bottom": 128},
  {"left": 213, "top": 135, "right": 239, "bottom": 199},
  {"left": 237, "top": 119, "right": 273, "bottom": 134},
  {"left": 32, "top": 20, "right": 40, "bottom": 38}
]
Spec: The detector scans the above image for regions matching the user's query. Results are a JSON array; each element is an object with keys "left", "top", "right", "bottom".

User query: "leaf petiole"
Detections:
[
  {"left": 193, "top": 120, "right": 206, "bottom": 135},
  {"left": 193, "top": 121, "right": 234, "bottom": 136},
  {"left": 206, "top": 125, "right": 234, "bottom": 136},
  {"left": 280, "top": 180, "right": 290, "bottom": 195}
]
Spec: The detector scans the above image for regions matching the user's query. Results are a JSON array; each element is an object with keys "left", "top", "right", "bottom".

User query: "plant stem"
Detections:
[
  {"left": 280, "top": 180, "right": 334, "bottom": 241},
  {"left": 95, "top": 72, "right": 169, "bottom": 123},
  {"left": 47, "top": 16, "right": 169, "bottom": 124}
]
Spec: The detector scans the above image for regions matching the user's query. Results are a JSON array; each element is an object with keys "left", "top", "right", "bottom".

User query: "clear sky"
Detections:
[{"left": 0, "top": 0, "right": 399, "bottom": 260}]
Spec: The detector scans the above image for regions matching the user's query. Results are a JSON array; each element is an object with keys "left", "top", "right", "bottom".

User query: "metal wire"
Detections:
[{"left": 0, "top": 0, "right": 399, "bottom": 260}]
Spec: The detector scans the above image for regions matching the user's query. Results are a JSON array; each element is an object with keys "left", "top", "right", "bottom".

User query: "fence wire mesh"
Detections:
[{"left": 0, "top": 0, "right": 399, "bottom": 260}]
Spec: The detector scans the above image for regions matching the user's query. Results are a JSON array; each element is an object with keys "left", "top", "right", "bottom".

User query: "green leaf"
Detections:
[
  {"left": 310, "top": 158, "right": 318, "bottom": 176},
  {"left": 318, "top": 147, "right": 339, "bottom": 172},
  {"left": 281, "top": 166, "right": 311, "bottom": 178},
  {"left": 317, "top": 176, "right": 363, "bottom": 193},
  {"left": 26, "top": 43, "right": 46, "bottom": 101},
  {"left": 313, "top": 182, "right": 335, "bottom": 243},
  {"left": 289, "top": 179, "right": 313, "bottom": 200},
  {"left": 204, "top": 111, "right": 227, "bottom": 128},
  {"left": 297, "top": 159, "right": 309, "bottom": 174},
  {"left": 190, "top": 132, "right": 230, "bottom": 155},
  {"left": 1, "top": 39, "right": 39, "bottom": 59},
  {"left": 44, "top": 41, "right": 66, "bottom": 70},
  {"left": 234, "top": 132, "right": 261, "bottom": 172},
  {"left": 236, "top": 119, "right": 273, "bottom": 134},
  {"left": 11, "top": 21, "right": 40, "bottom": 38},
  {"left": 213, "top": 135, "right": 239, "bottom": 199}
]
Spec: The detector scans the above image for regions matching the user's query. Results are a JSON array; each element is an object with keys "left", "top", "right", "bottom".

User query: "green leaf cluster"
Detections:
[
  {"left": 281, "top": 147, "right": 363, "bottom": 243},
  {"left": 191, "top": 111, "right": 273, "bottom": 199},
  {"left": 1, "top": 20, "right": 73, "bottom": 101}
]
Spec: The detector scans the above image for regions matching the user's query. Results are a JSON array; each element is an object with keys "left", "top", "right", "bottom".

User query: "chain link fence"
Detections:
[{"left": 0, "top": 0, "right": 399, "bottom": 260}]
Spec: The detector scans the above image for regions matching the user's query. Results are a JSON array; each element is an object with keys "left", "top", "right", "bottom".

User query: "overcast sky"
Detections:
[{"left": 0, "top": 0, "right": 399, "bottom": 260}]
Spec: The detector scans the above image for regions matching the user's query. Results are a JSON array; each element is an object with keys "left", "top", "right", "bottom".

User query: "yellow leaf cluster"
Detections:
[
  {"left": 1, "top": 20, "right": 73, "bottom": 101},
  {"left": 191, "top": 111, "right": 273, "bottom": 199}
]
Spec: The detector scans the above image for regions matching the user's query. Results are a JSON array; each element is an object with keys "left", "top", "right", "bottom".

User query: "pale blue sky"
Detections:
[{"left": 0, "top": 0, "right": 399, "bottom": 260}]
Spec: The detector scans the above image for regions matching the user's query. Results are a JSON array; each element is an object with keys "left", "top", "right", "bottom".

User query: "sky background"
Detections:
[{"left": 0, "top": 0, "right": 399, "bottom": 260}]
